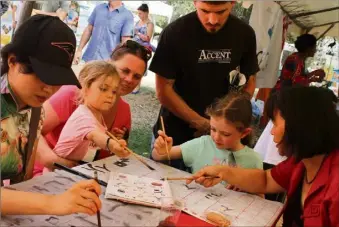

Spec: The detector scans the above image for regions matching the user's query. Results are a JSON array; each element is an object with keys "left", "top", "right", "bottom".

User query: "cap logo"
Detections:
[{"left": 51, "top": 42, "right": 75, "bottom": 63}]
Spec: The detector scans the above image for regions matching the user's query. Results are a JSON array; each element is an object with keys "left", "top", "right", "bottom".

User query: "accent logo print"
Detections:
[{"left": 198, "top": 49, "right": 231, "bottom": 63}]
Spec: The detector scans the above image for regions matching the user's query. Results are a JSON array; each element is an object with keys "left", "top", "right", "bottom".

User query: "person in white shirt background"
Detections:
[{"left": 10, "top": 0, "right": 23, "bottom": 35}]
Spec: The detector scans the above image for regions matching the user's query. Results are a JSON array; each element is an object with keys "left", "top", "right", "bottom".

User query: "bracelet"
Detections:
[{"left": 106, "top": 137, "right": 112, "bottom": 153}]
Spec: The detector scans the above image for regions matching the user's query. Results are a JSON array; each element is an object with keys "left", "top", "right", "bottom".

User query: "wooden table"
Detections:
[{"left": 1, "top": 155, "right": 283, "bottom": 226}]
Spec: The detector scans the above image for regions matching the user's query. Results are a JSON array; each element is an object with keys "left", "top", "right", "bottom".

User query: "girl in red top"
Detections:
[
  {"left": 189, "top": 87, "right": 339, "bottom": 227},
  {"left": 274, "top": 34, "right": 325, "bottom": 90}
]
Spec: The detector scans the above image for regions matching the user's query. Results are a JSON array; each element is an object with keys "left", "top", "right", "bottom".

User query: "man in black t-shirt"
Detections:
[{"left": 149, "top": 1, "right": 259, "bottom": 170}]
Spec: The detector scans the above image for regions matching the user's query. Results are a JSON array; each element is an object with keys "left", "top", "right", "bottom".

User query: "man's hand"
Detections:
[
  {"left": 12, "top": 21, "right": 17, "bottom": 29},
  {"left": 73, "top": 50, "right": 82, "bottom": 65}
]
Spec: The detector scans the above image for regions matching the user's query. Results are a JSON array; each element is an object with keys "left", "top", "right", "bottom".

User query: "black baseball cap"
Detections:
[{"left": 11, "top": 15, "right": 81, "bottom": 88}]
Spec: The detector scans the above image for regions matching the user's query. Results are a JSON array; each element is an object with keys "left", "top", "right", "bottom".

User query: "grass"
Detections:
[
  {"left": 124, "top": 86, "right": 160, "bottom": 157},
  {"left": 129, "top": 124, "right": 153, "bottom": 157}
]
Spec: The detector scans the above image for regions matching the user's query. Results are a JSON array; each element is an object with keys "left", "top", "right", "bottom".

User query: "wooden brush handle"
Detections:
[
  {"left": 160, "top": 116, "right": 171, "bottom": 163},
  {"left": 164, "top": 176, "right": 220, "bottom": 181},
  {"left": 106, "top": 131, "right": 152, "bottom": 167}
]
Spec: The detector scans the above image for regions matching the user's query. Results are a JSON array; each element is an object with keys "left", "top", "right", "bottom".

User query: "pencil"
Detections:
[
  {"left": 53, "top": 163, "right": 108, "bottom": 187},
  {"left": 160, "top": 116, "right": 171, "bottom": 164},
  {"left": 105, "top": 131, "right": 155, "bottom": 171},
  {"left": 93, "top": 171, "right": 102, "bottom": 227}
]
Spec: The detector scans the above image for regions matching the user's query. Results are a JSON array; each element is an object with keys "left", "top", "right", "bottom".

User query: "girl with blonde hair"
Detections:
[{"left": 44, "top": 61, "right": 129, "bottom": 172}]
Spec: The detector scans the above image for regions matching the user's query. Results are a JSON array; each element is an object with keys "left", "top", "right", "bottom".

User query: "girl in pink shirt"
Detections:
[
  {"left": 34, "top": 40, "right": 151, "bottom": 176},
  {"left": 44, "top": 61, "right": 129, "bottom": 172}
]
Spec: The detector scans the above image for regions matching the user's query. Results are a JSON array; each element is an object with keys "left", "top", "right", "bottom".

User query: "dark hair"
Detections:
[
  {"left": 294, "top": 34, "right": 317, "bottom": 53},
  {"left": 138, "top": 3, "right": 149, "bottom": 13},
  {"left": 266, "top": 87, "right": 339, "bottom": 162},
  {"left": 202, "top": 1, "right": 234, "bottom": 5},
  {"left": 1, "top": 43, "right": 33, "bottom": 76},
  {"left": 110, "top": 40, "right": 151, "bottom": 70},
  {"left": 206, "top": 92, "right": 253, "bottom": 146}
]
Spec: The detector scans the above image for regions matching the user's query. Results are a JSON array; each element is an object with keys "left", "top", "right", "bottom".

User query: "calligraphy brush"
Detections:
[
  {"left": 93, "top": 171, "right": 102, "bottom": 227},
  {"left": 105, "top": 131, "right": 155, "bottom": 171},
  {"left": 53, "top": 163, "right": 107, "bottom": 187},
  {"left": 160, "top": 176, "right": 221, "bottom": 181}
]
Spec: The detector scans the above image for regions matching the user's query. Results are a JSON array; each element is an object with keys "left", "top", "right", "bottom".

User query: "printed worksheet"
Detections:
[{"left": 105, "top": 172, "right": 173, "bottom": 208}]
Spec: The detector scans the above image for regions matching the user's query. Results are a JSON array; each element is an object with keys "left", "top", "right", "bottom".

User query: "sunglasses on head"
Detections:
[{"left": 124, "top": 40, "right": 152, "bottom": 61}]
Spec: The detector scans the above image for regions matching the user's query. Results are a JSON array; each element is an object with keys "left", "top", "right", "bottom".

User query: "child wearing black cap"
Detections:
[{"left": 1, "top": 15, "right": 101, "bottom": 216}]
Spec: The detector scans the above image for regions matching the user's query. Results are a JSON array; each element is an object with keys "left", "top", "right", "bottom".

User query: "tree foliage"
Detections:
[
  {"left": 231, "top": 1, "right": 253, "bottom": 24},
  {"left": 164, "top": 0, "right": 195, "bottom": 22}
]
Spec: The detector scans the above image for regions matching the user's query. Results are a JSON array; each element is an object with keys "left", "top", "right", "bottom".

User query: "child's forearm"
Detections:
[
  {"left": 152, "top": 148, "right": 168, "bottom": 161},
  {"left": 87, "top": 130, "right": 111, "bottom": 151},
  {"left": 152, "top": 146, "right": 183, "bottom": 161}
]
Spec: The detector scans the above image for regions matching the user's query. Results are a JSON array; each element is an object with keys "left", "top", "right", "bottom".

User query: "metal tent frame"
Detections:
[{"left": 277, "top": 1, "right": 339, "bottom": 39}]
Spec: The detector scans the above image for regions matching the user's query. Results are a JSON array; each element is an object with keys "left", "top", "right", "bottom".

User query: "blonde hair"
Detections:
[{"left": 77, "top": 61, "right": 120, "bottom": 104}]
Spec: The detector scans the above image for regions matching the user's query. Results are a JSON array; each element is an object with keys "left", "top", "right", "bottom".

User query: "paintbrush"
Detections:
[
  {"left": 160, "top": 176, "right": 221, "bottom": 181},
  {"left": 53, "top": 163, "right": 107, "bottom": 187},
  {"left": 93, "top": 171, "right": 102, "bottom": 227},
  {"left": 105, "top": 131, "right": 155, "bottom": 171},
  {"left": 160, "top": 116, "right": 171, "bottom": 164}
]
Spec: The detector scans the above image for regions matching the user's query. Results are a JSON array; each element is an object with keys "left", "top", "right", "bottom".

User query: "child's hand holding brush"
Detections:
[{"left": 153, "top": 130, "right": 173, "bottom": 161}]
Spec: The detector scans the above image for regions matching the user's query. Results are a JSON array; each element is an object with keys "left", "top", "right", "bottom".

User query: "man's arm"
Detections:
[
  {"left": 156, "top": 75, "right": 209, "bottom": 130},
  {"left": 77, "top": 25, "right": 93, "bottom": 52},
  {"left": 243, "top": 75, "right": 256, "bottom": 97},
  {"left": 121, "top": 12, "right": 134, "bottom": 43},
  {"left": 73, "top": 5, "right": 97, "bottom": 64},
  {"left": 73, "top": 24, "right": 93, "bottom": 64},
  {"left": 11, "top": 4, "right": 17, "bottom": 28},
  {"left": 240, "top": 26, "right": 259, "bottom": 97}
]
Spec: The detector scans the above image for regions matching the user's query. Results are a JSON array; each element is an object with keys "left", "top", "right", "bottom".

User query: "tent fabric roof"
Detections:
[{"left": 277, "top": 1, "right": 339, "bottom": 38}]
